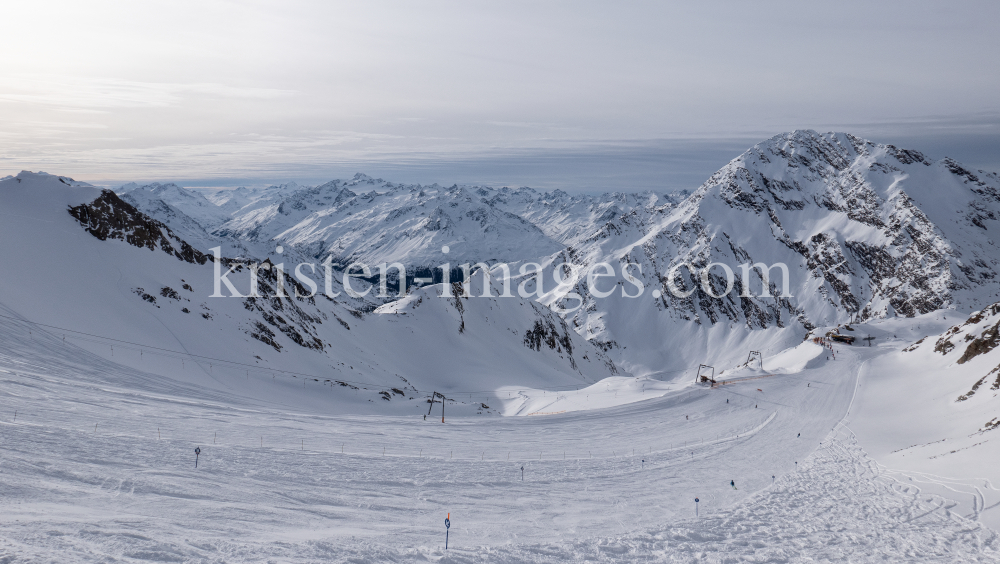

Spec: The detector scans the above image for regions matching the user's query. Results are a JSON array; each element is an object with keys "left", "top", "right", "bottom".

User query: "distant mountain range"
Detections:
[{"left": 2, "top": 130, "right": 998, "bottom": 397}]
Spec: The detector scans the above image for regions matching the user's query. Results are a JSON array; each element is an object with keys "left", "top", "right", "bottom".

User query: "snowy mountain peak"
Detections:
[
  {"left": 668, "top": 130, "right": 1000, "bottom": 323},
  {"left": 15, "top": 170, "right": 93, "bottom": 188},
  {"left": 97, "top": 132, "right": 1000, "bottom": 361},
  {"left": 117, "top": 181, "right": 231, "bottom": 235}
]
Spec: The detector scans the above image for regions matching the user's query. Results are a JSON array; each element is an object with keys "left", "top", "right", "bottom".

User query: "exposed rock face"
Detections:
[
  {"left": 919, "top": 302, "right": 1000, "bottom": 403},
  {"left": 713, "top": 132, "right": 993, "bottom": 323},
  {"left": 933, "top": 303, "right": 1000, "bottom": 363},
  {"left": 69, "top": 190, "right": 330, "bottom": 355},
  {"left": 68, "top": 190, "right": 209, "bottom": 265},
  {"left": 555, "top": 131, "right": 1000, "bottom": 338},
  {"left": 241, "top": 261, "right": 325, "bottom": 352}
]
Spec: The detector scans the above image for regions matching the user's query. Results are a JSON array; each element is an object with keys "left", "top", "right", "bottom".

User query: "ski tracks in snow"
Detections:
[
  {"left": 417, "top": 432, "right": 1000, "bottom": 563},
  {"left": 2, "top": 318, "right": 999, "bottom": 561}
]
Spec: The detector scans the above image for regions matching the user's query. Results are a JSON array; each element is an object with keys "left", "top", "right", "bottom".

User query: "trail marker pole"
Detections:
[
  {"left": 445, "top": 513, "right": 450, "bottom": 549},
  {"left": 195, "top": 447, "right": 201, "bottom": 468},
  {"left": 521, "top": 465, "right": 524, "bottom": 481},
  {"left": 695, "top": 497, "right": 699, "bottom": 517}
]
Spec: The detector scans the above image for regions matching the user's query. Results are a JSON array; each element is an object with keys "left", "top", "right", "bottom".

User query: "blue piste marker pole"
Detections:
[
  {"left": 195, "top": 447, "right": 201, "bottom": 468},
  {"left": 521, "top": 465, "right": 524, "bottom": 481},
  {"left": 445, "top": 513, "right": 450, "bottom": 550},
  {"left": 695, "top": 497, "right": 699, "bottom": 517}
]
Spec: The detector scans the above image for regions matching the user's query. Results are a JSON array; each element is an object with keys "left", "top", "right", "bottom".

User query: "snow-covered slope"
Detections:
[
  {"left": 215, "top": 180, "right": 567, "bottom": 266},
  {"left": 8, "top": 131, "right": 1000, "bottom": 396},
  {"left": 118, "top": 182, "right": 232, "bottom": 231},
  {"left": 524, "top": 130, "right": 1000, "bottom": 376},
  {"left": 4, "top": 128, "right": 1000, "bottom": 560},
  {"left": 878, "top": 302, "right": 1000, "bottom": 436},
  {"left": 0, "top": 172, "right": 620, "bottom": 415},
  {"left": 4, "top": 304, "right": 999, "bottom": 560},
  {"left": 62, "top": 131, "right": 1000, "bottom": 383},
  {"left": 200, "top": 181, "right": 307, "bottom": 214},
  {"left": 826, "top": 307, "right": 1000, "bottom": 531}
]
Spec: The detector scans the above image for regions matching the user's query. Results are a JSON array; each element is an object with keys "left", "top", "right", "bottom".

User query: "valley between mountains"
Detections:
[{"left": 2, "top": 130, "right": 1000, "bottom": 561}]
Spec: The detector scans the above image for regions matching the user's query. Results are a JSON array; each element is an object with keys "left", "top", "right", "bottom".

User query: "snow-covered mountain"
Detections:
[
  {"left": 912, "top": 301, "right": 1000, "bottom": 415},
  {"left": 118, "top": 182, "right": 232, "bottom": 232},
  {"left": 79, "top": 131, "right": 1000, "bottom": 381},
  {"left": 134, "top": 133, "right": 1000, "bottom": 317},
  {"left": 0, "top": 171, "right": 620, "bottom": 413},
  {"left": 5, "top": 134, "right": 1000, "bottom": 560},
  {"left": 533, "top": 130, "right": 1000, "bottom": 376}
]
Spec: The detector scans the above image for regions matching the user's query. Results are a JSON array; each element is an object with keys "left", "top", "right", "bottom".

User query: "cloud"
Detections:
[
  {"left": 0, "top": 2, "right": 997, "bottom": 189},
  {"left": 0, "top": 76, "right": 296, "bottom": 110}
]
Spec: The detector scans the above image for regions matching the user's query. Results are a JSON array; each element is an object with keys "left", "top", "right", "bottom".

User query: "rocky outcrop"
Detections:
[{"left": 69, "top": 190, "right": 209, "bottom": 265}]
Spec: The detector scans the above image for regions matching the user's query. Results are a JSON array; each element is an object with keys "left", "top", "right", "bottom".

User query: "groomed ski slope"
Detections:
[{"left": 1, "top": 313, "right": 998, "bottom": 561}]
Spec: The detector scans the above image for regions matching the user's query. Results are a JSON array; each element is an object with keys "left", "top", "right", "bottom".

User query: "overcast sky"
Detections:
[{"left": 2, "top": 1, "right": 999, "bottom": 192}]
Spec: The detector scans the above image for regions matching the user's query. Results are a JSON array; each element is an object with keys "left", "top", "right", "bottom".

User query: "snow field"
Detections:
[
  {"left": 7, "top": 313, "right": 991, "bottom": 561},
  {"left": 445, "top": 431, "right": 1000, "bottom": 563}
]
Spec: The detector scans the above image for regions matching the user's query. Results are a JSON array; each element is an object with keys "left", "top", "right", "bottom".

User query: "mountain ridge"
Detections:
[{"left": 5, "top": 130, "right": 999, "bottom": 387}]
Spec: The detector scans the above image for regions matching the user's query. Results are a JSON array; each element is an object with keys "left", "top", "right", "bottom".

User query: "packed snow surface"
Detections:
[{"left": 2, "top": 311, "right": 999, "bottom": 561}]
